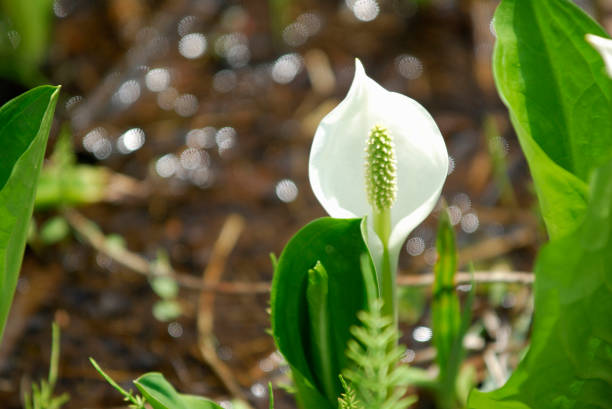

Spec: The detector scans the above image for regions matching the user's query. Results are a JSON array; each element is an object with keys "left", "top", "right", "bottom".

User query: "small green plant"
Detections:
[
  {"left": 431, "top": 207, "right": 474, "bottom": 409},
  {"left": 343, "top": 298, "right": 417, "bottom": 409},
  {"left": 338, "top": 376, "right": 361, "bottom": 409},
  {"left": 90, "top": 358, "right": 223, "bottom": 409},
  {"left": 22, "top": 323, "right": 69, "bottom": 409}
]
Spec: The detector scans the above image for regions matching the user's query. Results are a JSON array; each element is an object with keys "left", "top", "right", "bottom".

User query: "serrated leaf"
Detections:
[{"left": 0, "top": 85, "right": 59, "bottom": 341}]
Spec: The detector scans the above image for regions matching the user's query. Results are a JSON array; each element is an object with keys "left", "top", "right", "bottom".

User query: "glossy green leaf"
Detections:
[
  {"left": 469, "top": 159, "right": 612, "bottom": 408},
  {"left": 492, "top": 0, "right": 612, "bottom": 239},
  {"left": 271, "top": 217, "right": 374, "bottom": 409},
  {"left": 432, "top": 209, "right": 474, "bottom": 409},
  {"left": 0, "top": 85, "right": 59, "bottom": 341},
  {"left": 134, "top": 372, "right": 223, "bottom": 409},
  {"left": 432, "top": 209, "right": 460, "bottom": 384}
]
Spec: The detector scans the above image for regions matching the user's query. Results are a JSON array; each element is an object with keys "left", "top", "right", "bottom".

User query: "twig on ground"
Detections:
[
  {"left": 195, "top": 214, "right": 250, "bottom": 406},
  {"left": 64, "top": 209, "right": 534, "bottom": 295}
]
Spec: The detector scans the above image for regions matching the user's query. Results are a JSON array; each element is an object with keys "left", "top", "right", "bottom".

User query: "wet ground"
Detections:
[{"left": 4, "top": 0, "right": 608, "bottom": 408}]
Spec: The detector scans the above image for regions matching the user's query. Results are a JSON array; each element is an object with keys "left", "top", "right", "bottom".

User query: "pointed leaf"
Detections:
[
  {"left": 271, "top": 217, "right": 374, "bottom": 408},
  {"left": 0, "top": 85, "right": 59, "bottom": 341},
  {"left": 134, "top": 372, "right": 223, "bottom": 409}
]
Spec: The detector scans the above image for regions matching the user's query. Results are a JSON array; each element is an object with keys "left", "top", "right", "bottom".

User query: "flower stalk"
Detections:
[{"left": 365, "top": 125, "right": 397, "bottom": 323}]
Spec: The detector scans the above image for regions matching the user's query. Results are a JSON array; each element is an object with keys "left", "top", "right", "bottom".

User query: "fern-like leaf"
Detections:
[
  {"left": 338, "top": 375, "right": 363, "bottom": 409},
  {"left": 343, "top": 299, "right": 417, "bottom": 409}
]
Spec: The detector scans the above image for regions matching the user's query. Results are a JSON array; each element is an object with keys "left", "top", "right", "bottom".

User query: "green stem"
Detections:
[
  {"left": 380, "top": 246, "right": 396, "bottom": 328},
  {"left": 373, "top": 208, "right": 396, "bottom": 328}
]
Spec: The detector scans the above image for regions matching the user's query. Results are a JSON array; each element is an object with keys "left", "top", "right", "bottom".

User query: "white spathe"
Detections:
[
  {"left": 309, "top": 59, "right": 448, "bottom": 273},
  {"left": 587, "top": 34, "right": 612, "bottom": 78}
]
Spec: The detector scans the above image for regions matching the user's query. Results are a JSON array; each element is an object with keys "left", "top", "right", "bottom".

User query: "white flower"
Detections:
[
  {"left": 308, "top": 59, "right": 448, "bottom": 275},
  {"left": 586, "top": 34, "right": 612, "bottom": 78}
]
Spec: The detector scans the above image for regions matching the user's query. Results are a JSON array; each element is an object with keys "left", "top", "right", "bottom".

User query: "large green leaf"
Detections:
[
  {"left": 271, "top": 217, "right": 373, "bottom": 409},
  {"left": 0, "top": 85, "right": 59, "bottom": 341},
  {"left": 492, "top": 0, "right": 612, "bottom": 239},
  {"left": 469, "top": 159, "right": 612, "bottom": 408},
  {"left": 134, "top": 372, "right": 223, "bottom": 409}
]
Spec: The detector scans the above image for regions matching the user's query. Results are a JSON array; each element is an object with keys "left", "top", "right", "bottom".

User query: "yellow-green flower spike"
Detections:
[{"left": 365, "top": 125, "right": 397, "bottom": 211}]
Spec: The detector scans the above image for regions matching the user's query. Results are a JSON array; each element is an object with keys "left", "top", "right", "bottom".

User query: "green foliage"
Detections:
[
  {"left": 469, "top": 1, "right": 612, "bottom": 407},
  {"left": 0, "top": 0, "right": 54, "bottom": 85},
  {"left": 89, "top": 358, "right": 146, "bottom": 409},
  {"left": 469, "top": 159, "right": 612, "bottom": 408},
  {"left": 432, "top": 208, "right": 474, "bottom": 409},
  {"left": 0, "top": 85, "right": 59, "bottom": 342},
  {"left": 134, "top": 373, "right": 223, "bottom": 409},
  {"left": 150, "top": 250, "right": 183, "bottom": 322},
  {"left": 90, "top": 359, "right": 223, "bottom": 409},
  {"left": 271, "top": 217, "right": 375, "bottom": 409},
  {"left": 268, "top": 382, "right": 275, "bottom": 409},
  {"left": 343, "top": 299, "right": 417, "bottom": 409},
  {"left": 38, "top": 216, "right": 70, "bottom": 245},
  {"left": 492, "top": 0, "right": 612, "bottom": 239},
  {"left": 484, "top": 116, "right": 516, "bottom": 207},
  {"left": 23, "top": 323, "right": 69, "bottom": 409},
  {"left": 338, "top": 376, "right": 362, "bottom": 409},
  {"left": 35, "top": 126, "right": 110, "bottom": 210}
]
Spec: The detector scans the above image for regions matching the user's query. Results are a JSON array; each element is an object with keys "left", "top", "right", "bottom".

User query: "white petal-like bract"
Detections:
[
  {"left": 309, "top": 59, "right": 448, "bottom": 272},
  {"left": 587, "top": 34, "right": 612, "bottom": 78}
]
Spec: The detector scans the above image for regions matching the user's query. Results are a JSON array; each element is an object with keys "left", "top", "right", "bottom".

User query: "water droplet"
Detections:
[
  {"left": 168, "top": 322, "right": 183, "bottom": 338},
  {"left": 178, "top": 33, "right": 207, "bottom": 59},
  {"left": 461, "top": 213, "right": 479, "bottom": 234},
  {"left": 352, "top": 0, "right": 380, "bottom": 22},
  {"left": 447, "top": 205, "right": 462, "bottom": 226},
  {"left": 275, "top": 179, "right": 299, "bottom": 203},
  {"left": 156, "top": 154, "right": 179, "bottom": 178},
  {"left": 83, "top": 127, "right": 108, "bottom": 152},
  {"left": 271, "top": 53, "right": 303, "bottom": 84},
  {"left": 174, "top": 94, "right": 199, "bottom": 117},
  {"left": 250, "top": 383, "right": 266, "bottom": 398},
  {"left": 216, "top": 127, "right": 237, "bottom": 153},
  {"left": 113, "top": 80, "right": 141, "bottom": 106},
  {"left": 180, "top": 148, "right": 208, "bottom": 170},
  {"left": 225, "top": 43, "right": 250, "bottom": 68},
  {"left": 145, "top": 68, "right": 171, "bottom": 92},
  {"left": 401, "top": 349, "right": 415, "bottom": 363},
  {"left": 65, "top": 95, "right": 82, "bottom": 111},
  {"left": 395, "top": 54, "right": 423, "bottom": 79},
  {"left": 177, "top": 15, "right": 197, "bottom": 37},
  {"left": 297, "top": 12, "right": 322, "bottom": 36},
  {"left": 117, "top": 128, "right": 145, "bottom": 154},
  {"left": 283, "top": 22, "right": 308, "bottom": 47},
  {"left": 452, "top": 192, "right": 472, "bottom": 212},
  {"left": 406, "top": 237, "right": 425, "bottom": 256},
  {"left": 186, "top": 127, "right": 216, "bottom": 149},
  {"left": 413, "top": 326, "right": 432, "bottom": 343}
]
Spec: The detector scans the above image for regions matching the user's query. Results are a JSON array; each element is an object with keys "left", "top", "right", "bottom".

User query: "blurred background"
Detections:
[{"left": 1, "top": 0, "right": 611, "bottom": 408}]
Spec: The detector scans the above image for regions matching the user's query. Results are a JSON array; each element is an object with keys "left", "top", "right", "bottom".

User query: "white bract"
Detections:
[
  {"left": 309, "top": 59, "right": 448, "bottom": 275},
  {"left": 587, "top": 34, "right": 612, "bottom": 78}
]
